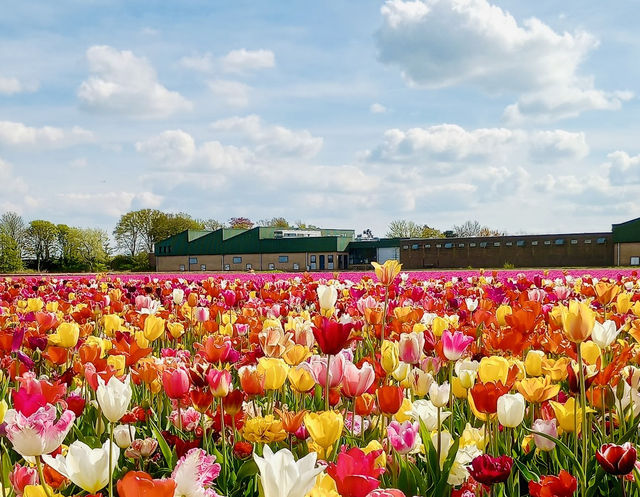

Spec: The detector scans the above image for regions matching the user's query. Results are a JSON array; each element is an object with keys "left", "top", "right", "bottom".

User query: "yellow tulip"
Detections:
[
  {"left": 460, "top": 423, "right": 488, "bottom": 450},
  {"left": 562, "top": 301, "right": 595, "bottom": 343},
  {"left": 0, "top": 399, "right": 7, "bottom": 423},
  {"left": 283, "top": 344, "right": 311, "bottom": 366},
  {"left": 617, "top": 293, "right": 632, "bottom": 314},
  {"left": 49, "top": 322, "right": 80, "bottom": 348},
  {"left": 257, "top": 358, "right": 290, "bottom": 390},
  {"left": 451, "top": 377, "right": 468, "bottom": 399},
  {"left": 134, "top": 331, "right": 150, "bottom": 348},
  {"left": 393, "top": 398, "right": 413, "bottom": 423},
  {"left": 524, "top": 350, "right": 545, "bottom": 377},
  {"left": 27, "top": 298, "right": 44, "bottom": 312},
  {"left": 549, "top": 398, "right": 594, "bottom": 433},
  {"left": 496, "top": 305, "right": 512, "bottom": 327},
  {"left": 85, "top": 336, "right": 111, "bottom": 357},
  {"left": 103, "top": 314, "right": 122, "bottom": 336},
  {"left": 516, "top": 376, "right": 560, "bottom": 404},
  {"left": 45, "top": 301, "right": 59, "bottom": 312},
  {"left": 23, "top": 485, "right": 61, "bottom": 497},
  {"left": 288, "top": 365, "right": 316, "bottom": 393},
  {"left": 541, "top": 357, "right": 571, "bottom": 382},
  {"left": 431, "top": 316, "right": 448, "bottom": 337},
  {"left": 381, "top": 340, "right": 399, "bottom": 374},
  {"left": 143, "top": 315, "right": 165, "bottom": 341},
  {"left": 242, "top": 415, "right": 287, "bottom": 443},
  {"left": 371, "top": 259, "right": 402, "bottom": 286},
  {"left": 306, "top": 474, "right": 340, "bottom": 497},
  {"left": 478, "top": 356, "right": 510, "bottom": 384},
  {"left": 412, "top": 323, "right": 427, "bottom": 333},
  {"left": 363, "top": 440, "right": 387, "bottom": 469},
  {"left": 304, "top": 411, "right": 343, "bottom": 449},
  {"left": 632, "top": 302, "right": 640, "bottom": 318},
  {"left": 167, "top": 322, "right": 185, "bottom": 339},
  {"left": 107, "top": 355, "right": 126, "bottom": 376},
  {"left": 580, "top": 341, "right": 601, "bottom": 365}
]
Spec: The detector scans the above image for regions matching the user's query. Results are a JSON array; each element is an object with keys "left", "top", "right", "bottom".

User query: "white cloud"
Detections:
[
  {"left": 207, "top": 79, "right": 250, "bottom": 107},
  {"left": 370, "top": 103, "right": 387, "bottom": 114},
  {"left": 375, "top": 0, "right": 632, "bottom": 121},
  {"left": 0, "top": 121, "right": 94, "bottom": 147},
  {"left": 607, "top": 151, "right": 640, "bottom": 185},
  {"left": 54, "top": 191, "right": 164, "bottom": 218},
  {"left": 135, "top": 130, "right": 196, "bottom": 167},
  {"left": 220, "top": 49, "right": 275, "bottom": 73},
  {"left": 78, "top": 45, "right": 192, "bottom": 118},
  {"left": 363, "top": 124, "right": 588, "bottom": 168},
  {"left": 211, "top": 115, "right": 323, "bottom": 158},
  {"left": 179, "top": 52, "right": 214, "bottom": 72}
]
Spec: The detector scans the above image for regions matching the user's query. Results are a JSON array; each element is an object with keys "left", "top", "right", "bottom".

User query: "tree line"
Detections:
[{"left": 384, "top": 219, "right": 503, "bottom": 238}]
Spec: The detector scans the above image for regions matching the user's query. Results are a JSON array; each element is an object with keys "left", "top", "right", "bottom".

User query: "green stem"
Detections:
[
  {"left": 109, "top": 421, "right": 115, "bottom": 497},
  {"left": 325, "top": 354, "right": 331, "bottom": 412},
  {"left": 35, "top": 455, "right": 54, "bottom": 497},
  {"left": 436, "top": 407, "right": 441, "bottom": 463},
  {"left": 381, "top": 289, "right": 389, "bottom": 344},
  {"left": 577, "top": 346, "right": 588, "bottom": 497},
  {"left": 0, "top": 448, "right": 7, "bottom": 497},
  {"left": 220, "top": 402, "right": 227, "bottom": 487},
  {"left": 448, "top": 363, "right": 454, "bottom": 435}
]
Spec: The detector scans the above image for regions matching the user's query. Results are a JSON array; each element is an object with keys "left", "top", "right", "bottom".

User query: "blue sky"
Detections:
[{"left": 1, "top": 0, "right": 639, "bottom": 237}]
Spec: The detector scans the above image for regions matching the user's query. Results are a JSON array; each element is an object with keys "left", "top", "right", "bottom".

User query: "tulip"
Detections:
[
  {"left": 409, "top": 368, "right": 433, "bottom": 397},
  {"left": 282, "top": 344, "right": 311, "bottom": 366},
  {"left": 371, "top": 260, "right": 402, "bottom": 286},
  {"left": 327, "top": 446, "right": 385, "bottom": 497},
  {"left": 387, "top": 420, "right": 419, "bottom": 454},
  {"left": 43, "top": 440, "right": 118, "bottom": 493},
  {"left": 549, "top": 398, "right": 594, "bottom": 433},
  {"left": 429, "top": 381, "right": 450, "bottom": 408},
  {"left": 206, "top": 368, "right": 232, "bottom": 397},
  {"left": 48, "top": 322, "right": 79, "bottom": 348},
  {"left": 167, "top": 322, "right": 185, "bottom": 339},
  {"left": 398, "top": 332, "right": 424, "bottom": 364},
  {"left": 253, "top": 446, "right": 323, "bottom": 497},
  {"left": 172, "top": 288, "right": 184, "bottom": 305},
  {"left": 143, "top": 315, "right": 165, "bottom": 341},
  {"left": 9, "top": 464, "right": 39, "bottom": 497},
  {"left": 532, "top": 419, "right": 558, "bottom": 452},
  {"left": 528, "top": 470, "right": 577, "bottom": 497},
  {"left": 381, "top": 340, "right": 399, "bottom": 374},
  {"left": 617, "top": 292, "right": 631, "bottom": 314},
  {"left": 171, "top": 448, "right": 221, "bottom": 497},
  {"left": 125, "top": 438, "right": 159, "bottom": 460},
  {"left": 431, "top": 316, "right": 448, "bottom": 337},
  {"left": 238, "top": 366, "right": 266, "bottom": 396},
  {"left": 407, "top": 399, "right": 450, "bottom": 430},
  {"left": 317, "top": 285, "right": 338, "bottom": 315},
  {"left": 257, "top": 358, "right": 290, "bottom": 390},
  {"left": 302, "top": 354, "right": 345, "bottom": 388},
  {"left": 169, "top": 407, "right": 201, "bottom": 431},
  {"left": 243, "top": 415, "right": 287, "bottom": 444},
  {"left": 562, "top": 300, "right": 595, "bottom": 343},
  {"left": 497, "top": 393, "right": 525, "bottom": 428},
  {"left": 478, "top": 356, "right": 510, "bottom": 384},
  {"left": 222, "top": 389, "right": 244, "bottom": 416},
  {"left": 595, "top": 281, "right": 621, "bottom": 306},
  {"left": 103, "top": 314, "right": 122, "bottom": 336},
  {"left": 288, "top": 364, "right": 316, "bottom": 393},
  {"left": 496, "top": 304, "right": 512, "bottom": 327},
  {"left": 591, "top": 320, "right": 619, "bottom": 349},
  {"left": 312, "top": 317, "right": 353, "bottom": 356},
  {"left": 596, "top": 442, "right": 637, "bottom": 475},
  {"left": 162, "top": 367, "right": 190, "bottom": 399},
  {"left": 524, "top": 350, "right": 545, "bottom": 377},
  {"left": 441, "top": 330, "right": 474, "bottom": 361},
  {"left": 4, "top": 405, "right": 75, "bottom": 457},
  {"left": 116, "top": 471, "right": 176, "bottom": 497},
  {"left": 342, "top": 361, "right": 375, "bottom": 398},
  {"left": 517, "top": 376, "right": 560, "bottom": 404},
  {"left": 304, "top": 411, "right": 344, "bottom": 451},
  {"left": 113, "top": 424, "right": 136, "bottom": 448},
  {"left": 97, "top": 375, "right": 132, "bottom": 423},
  {"left": 468, "top": 454, "right": 512, "bottom": 485}
]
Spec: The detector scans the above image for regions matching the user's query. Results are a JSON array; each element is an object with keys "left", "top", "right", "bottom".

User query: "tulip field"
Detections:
[{"left": 2, "top": 265, "right": 640, "bottom": 497}]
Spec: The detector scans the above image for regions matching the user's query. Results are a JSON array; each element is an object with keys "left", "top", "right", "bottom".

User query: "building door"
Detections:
[{"left": 319, "top": 255, "right": 325, "bottom": 270}]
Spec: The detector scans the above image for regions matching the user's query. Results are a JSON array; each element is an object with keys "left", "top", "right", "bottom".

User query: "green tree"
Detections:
[
  {"left": 56, "top": 224, "right": 75, "bottom": 269},
  {"left": 0, "top": 211, "right": 26, "bottom": 257},
  {"left": 420, "top": 225, "right": 444, "bottom": 238},
  {"left": 386, "top": 219, "right": 424, "bottom": 238},
  {"left": 25, "top": 220, "right": 58, "bottom": 271},
  {"left": 69, "top": 227, "right": 110, "bottom": 271},
  {"left": 0, "top": 233, "right": 23, "bottom": 272},
  {"left": 257, "top": 217, "right": 290, "bottom": 228}
]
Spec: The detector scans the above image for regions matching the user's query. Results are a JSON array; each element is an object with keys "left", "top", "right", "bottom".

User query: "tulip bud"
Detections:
[
  {"left": 113, "top": 425, "right": 136, "bottom": 448},
  {"left": 381, "top": 340, "right": 399, "bottom": 374},
  {"left": 524, "top": 350, "right": 544, "bottom": 377},
  {"left": 497, "top": 393, "right": 525, "bottom": 428},
  {"left": 428, "top": 382, "right": 450, "bottom": 408},
  {"left": 532, "top": 419, "right": 557, "bottom": 451}
]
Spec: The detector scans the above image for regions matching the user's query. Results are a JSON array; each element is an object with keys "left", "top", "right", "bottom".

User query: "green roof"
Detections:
[
  {"left": 346, "top": 238, "right": 402, "bottom": 249},
  {"left": 613, "top": 217, "right": 640, "bottom": 243}
]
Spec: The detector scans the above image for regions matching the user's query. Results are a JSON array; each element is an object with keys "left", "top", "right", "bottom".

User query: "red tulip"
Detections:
[
  {"left": 312, "top": 317, "right": 354, "bottom": 355},
  {"left": 468, "top": 454, "right": 513, "bottom": 485},
  {"left": 529, "top": 470, "right": 577, "bottom": 497},
  {"left": 326, "top": 447, "right": 384, "bottom": 497},
  {"left": 596, "top": 443, "right": 637, "bottom": 475},
  {"left": 162, "top": 368, "right": 190, "bottom": 399},
  {"left": 469, "top": 381, "right": 510, "bottom": 415},
  {"left": 116, "top": 471, "right": 176, "bottom": 497},
  {"left": 65, "top": 393, "right": 86, "bottom": 417},
  {"left": 376, "top": 385, "right": 404, "bottom": 415},
  {"left": 222, "top": 389, "right": 244, "bottom": 415}
]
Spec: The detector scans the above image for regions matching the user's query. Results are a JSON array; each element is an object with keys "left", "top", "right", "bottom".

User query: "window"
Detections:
[
  {"left": 435, "top": 244, "right": 442, "bottom": 248},
  {"left": 479, "top": 242, "right": 488, "bottom": 248},
  {"left": 469, "top": 242, "right": 477, "bottom": 248},
  {"left": 411, "top": 244, "right": 419, "bottom": 250},
  {"left": 425, "top": 244, "right": 431, "bottom": 249},
  {"left": 200, "top": 264, "right": 206, "bottom": 271},
  {"left": 597, "top": 237, "right": 607, "bottom": 244},
  {"left": 571, "top": 239, "right": 578, "bottom": 245},
  {"left": 544, "top": 240, "right": 552, "bottom": 245},
  {"left": 310, "top": 255, "right": 316, "bottom": 263},
  {"left": 505, "top": 242, "right": 513, "bottom": 246},
  {"left": 224, "top": 264, "right": 230, "bottom": 270},
  {"left": 310, "top": 263, "right": 317, "bottom": 270},
  {"left": 293, "top": 263, "right": 300, "bottom": 270},
  {"left": 584, "top": 239, "right": 592, "bottom": 244},
  {"left": 402, "top": 245, "right": 409, "bottom": 250},
  {"left": 179, "top": 264, "right": 185, "bottom": 271},
  {"left": 189, "top": 257, "right": 198, "bottom": 264},
  {"left": 631, "top": 257, "right": 640, "bottom": 266},
  {"left": 278, "top": 255, "right": 289, "bottom": 263},
  {"left": 246, "top": 263, "right": 252, "bottom": 270},
  {"left": 493, "top": 242, "right": 500, "bottom": 247},
  {"left": 458, "top": 243, "right": 465, "bottom": 248},
  {"left": 268, "top": 263, "right": 275, "bottom": 270},
  {"left": 328, "top": 255, "right": 334, "bottom": 263},
  {"left": 516, "top": 240, "right": 525, "bottom": 247},
  {"left": 444, "top": 243, "right": 453, "bottom": 249},
  {"left": 531, "top": 241, "right": 538, "bottom": 246},
  {"left": 555, "top": 239, "right": 565, "bottom": 245},
  {"left": 233, "top": 256, "right": 242, "bottom": 264}
]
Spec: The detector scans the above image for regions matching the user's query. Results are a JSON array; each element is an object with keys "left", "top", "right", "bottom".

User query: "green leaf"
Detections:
[
  {"left": 235, "top": 460, "right": 259, "bottom": 481},
  {"left": 433, "top": 438, "right": 459, "bottom": 496},
  {"left": 513, "top": 458, "right": 538, "bottom": 483},
  {"left": 525, "top": 428, "right": 584, "bottom": 487},
  {"left": 150, "top": 420, "right": 175, "bottom": 468}
]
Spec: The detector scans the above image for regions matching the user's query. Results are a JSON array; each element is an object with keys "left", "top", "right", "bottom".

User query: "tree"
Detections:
[
  {"left": 420, "top": 225, "right": 444, "bottom": 238},
  {"left": 113, "top": 211, "right": 144, "bottom": 256},
  {"left": 257, "top": 217, "right": 290, "bottom": 228},
  {"left": 453, "top": 220, "right": 503, "bottom": 237},
  {"left": 201, "top": 218, "right": 225, "bottom": 231},
  {"left": 229, "top": 217, "right": 254, "bottom": 229},
  {"left": 386, "top": 220, "right": 423, "bottom": 238},
  {"left": 56, "top": 224, "right": 75, "bottom": 268},
  {"left": 69, "top": 228, "right": 110, "bottom": 271},
  {"left": 0, "top": 233, "right": 23, "bottom": 272},
  {"left": 25, "top": 220, "right": 58, "bottom": 271},
  {"left": 0, "top": 211, "right": 26, "bottom": 257}
]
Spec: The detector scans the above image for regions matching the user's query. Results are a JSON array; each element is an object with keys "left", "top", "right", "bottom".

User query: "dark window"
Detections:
[
  {"left": 246, "top": 263, "right": 252, "bottom": 270},
  {"left": 402, "top": 245, "right": 409, "bottom": 249},
  {"left": 493, "top": 242, "right": 500, "bottom": 247},
  {"left": 544, "top": 240, "right": 552, "bottom": 245},
  {"left": 555, "top": 239, "right": 565, "bottom": 245},
  {"left": 200, "top": 264, "right": 206, "bottom": 270},
  {"left": 233, "top": 256, "right": 242, "bottom": 264},
  {"left": 328, "top": 255, "right": 334, "bottom": 263},
  {"left": 224, "top": 264, "right": 230, "bottom": 270},
  {"left": 189, "top": 257, "right": 198, "bottom": 264},
  {"left": 435, "top": 244, "right": 442, "bottom": 248},
  {"left": 425, "top": 244, "right": 431, "bottom": 249},
  {"left": 571, "top": 239, "right": 578, "bottom": 245},
  {"left": 505, "top": 242, "right": 513, "bottom": 246},
  {"left": 444, "top": 243, "right": 453, "bottom": 249},
  {"left": 293, "top": 263, "right": 300, "bottom": 270},
  {"left": 411, "top": 244, "right": 419, "bottom": 250},
  {"left": 469, "top": 243, "right": 477, "bottom": 247},
  {"left": 268, "top": 263, "right": 275, "bottom": 270},
  {"left": 179, "top": 264, "right": 185, "bottom": 271},
  {"left": 458, "top": 243, "right": 465, "bottom": 248},
  {"left": 584, "top": 239, "right": 592, "bottom": 244},
  {"left": 279, "top": 255, "right": 289, "bottom": 263},
  {"left": 531, "top": 241, "right": 538, "bottom": 246},
  {"left": 310, "top": 255, "right": 316, "bottom": 263},
  {"left": 479, "top": 242, "right": 488, "bottom": 248},
  {"left": 597, "top": 237, "right": 607, "bottom": 244},
  {"left": 516, "top": 240, "right": 525, "bottom": 247}
]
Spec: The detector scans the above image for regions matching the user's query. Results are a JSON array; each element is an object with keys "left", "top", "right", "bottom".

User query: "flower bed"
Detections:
[{"left": 0, "top": 264, "right": 639, "bottom": 497}]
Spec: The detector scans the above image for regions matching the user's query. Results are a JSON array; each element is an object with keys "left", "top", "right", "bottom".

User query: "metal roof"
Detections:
[{"left": 613, "top": 217, "right": 640, "bottom": 243}]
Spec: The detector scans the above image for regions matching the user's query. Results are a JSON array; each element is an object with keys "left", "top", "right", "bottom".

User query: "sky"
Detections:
[{"left": 1, "top": 0, "right": 639, "bottom": 237}]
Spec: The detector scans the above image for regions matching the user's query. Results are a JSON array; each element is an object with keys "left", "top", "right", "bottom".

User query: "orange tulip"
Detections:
[
  {"left": 116, "top": 471, "right": 176, "bottom": 497},
  {"left": 595, "top": 281, "right": 621, "bottom": 306},
  {"left": 562, "top": 301, "right": 596, "bottom": 343},
  {"left": 275, "top": 408, "right": 308, "bottom": 434},
  {"left": 371, "top": 260, "right": 402, "bottom": 286}
]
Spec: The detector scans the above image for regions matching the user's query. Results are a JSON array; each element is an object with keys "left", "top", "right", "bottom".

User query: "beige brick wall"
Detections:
[
  {"left": 616, "top": 243, "right": 640, "bottom": 266},
  {"left": 156, "top": 256, "right": 189, "bottom": 271}
]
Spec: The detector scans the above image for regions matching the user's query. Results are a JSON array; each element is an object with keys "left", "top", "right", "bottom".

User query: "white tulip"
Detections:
[
  {"left": 43, "top": 440, "right": 119, "bottom": 493},
  {"left": 253, "top": 446, "right": 323, "bottom": 497},
  {"left": 407, "top": 399, "right": 451, "bottom": 430},
  {"left": 591, "top": 320, "right": 619, "bottom": 349},
  {"left": 429, "top": 381, "right": 450, "bottom": 408},
  {"left": 172, "top": 288, "right": 185, "bottom": 305},
  {"left": 113, "top": 424, "right": 135, "bottom": 449},
  {"left": 96, "top": 375, "right": 132, "bottom": 423},
  {"left": 316, "top": 285, "right": 338, "bottom": 311},
  {"left": 465, "top": 298, "right": 478, "bottom": 312},
  {"left": 497, "top": 393, "right": 525, "bottom": 428}
]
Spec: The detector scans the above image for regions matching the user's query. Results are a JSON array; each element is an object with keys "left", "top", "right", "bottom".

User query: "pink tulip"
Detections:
[
  {"left": 302, "top": 354, "right": 345, "bottom": 388},
  {"left": 134, "top": 295, "right": 153, "bottom": 311},
  {"left": 367, "top": 490, "right": 406, "bottom": 497},
  {"left": 9, "top": 463, "right": 39, "bottom": 496},
  {"left": 207, "top": 369, "right": 232, "bottom": 397},
  {"left": 387, "top": 420, "right": 420, "bottom": 455},
  {"left": 194, "top": 307, "right": 210, "bottom": 323},
  {"left": 169, "top": 407, "right": 201, "bottom": 432},
  {"left": 532, "top": 419, "right": 557, "bottom": 452},
  {"left": 441, "top": 330, "right": 474, "bottom": 361},
  {"left": 398, "top": 332, "right": 424, "bottom": 364},
  {"left": 4, "top": 405, "right": 75, "bottom": 457},
  {"left": 342, "top": 361, "right": 375, "bottom": 398},
  {"left": 162, "top": 368, "right": 191, "bottom": 399}
]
